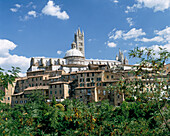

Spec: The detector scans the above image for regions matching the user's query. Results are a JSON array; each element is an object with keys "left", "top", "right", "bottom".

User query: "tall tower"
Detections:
[{"left": 74, "top": 28, "right": 85, "bottom": 56}]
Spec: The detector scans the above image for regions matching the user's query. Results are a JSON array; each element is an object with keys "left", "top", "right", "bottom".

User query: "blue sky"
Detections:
[{"left": 0, "top": 0, "right": 170, "bottom": 75}]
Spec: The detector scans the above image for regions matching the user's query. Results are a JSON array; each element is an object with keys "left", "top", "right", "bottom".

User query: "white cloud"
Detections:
[
  {"left": 138, "top": 36, "right": 164, "bottom": 42},
  {"left": 155, "top": 26, "right": 170, "bottom": 43},
  {"left": 109, "top": 28, "right": 146, "bottom": 40},
  {"left": 138, "top": 26, "right": 170, "bottom": 43},
  {"left": 123, "top": 28, "right": 146, "bottom": 40},
  {"left": 10, "top": 4, "right": 21, "bottom": 12},
  {"left": 42, "top": 0, "right": 69, "bottom": 20},
  {"left": 10, "top": 8, "right": 18, "bottom": 12},
  {"left": 126, "top": 0, "right": 170, "bottom": 13},
  {"left": 113, "top": 30, "right": 123, "bottom": 40},
  {"left": 107, "top": 42, "right": 117, "bottom": 48},
  {"left": 19, "top": 15, "right": 30, "bottom": 21},
  {"left": 0, "top": 39, "right": 17, "bottom": 57},
  {"left": 88, "top": 38, "right": 96, "bottom": 42},
  {"left": 20, "top": 11, "right": 37, "bottom": 21},
  {"left": 57, "top": 50, "right": 62, "bottom": 55},
  {"left": 126, "top": 17, "right": 134, "bottom": 26},
  {"left": 28, "top": 10, "right": 37, "bottom": 17},
  {"left": 0, "top": 39, "right": 30, "bottom": 76},
  {"left": 123, "top": 50, "right": 127, "bottom": 53},
  {"left": 140, "top": 44, "right": 170, "bottom": 58},
  {"left": 112, "top": 0, "right": 119, "bottom": 3},
  {"left": 15, "top": 4, "right": 21, "bottom": 8}
]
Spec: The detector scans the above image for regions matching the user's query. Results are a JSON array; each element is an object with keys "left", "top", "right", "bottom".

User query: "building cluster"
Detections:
[{"left": 1, "top": 28, "right": 170, "bottom": 107}]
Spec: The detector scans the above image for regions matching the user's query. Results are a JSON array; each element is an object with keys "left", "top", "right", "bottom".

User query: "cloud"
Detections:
[
  {"left": 57, "top": 50, "right": 62, "bottom": 55},
  {"left": 10, "top": 4, "right": 21, "bottom": 12},
  {"left": 15, "top": 4, "right": 21, "bottom": 8},
  {"left": 88, "top": 38, "right": 96, "bottom": 42},
  {"left": 140, "top": 44, "right": 170, "bottom": 58},
  {"left": 123, "top": 28, "right": 146, "bottom": 40},
  {"left": 42, "top": 0, "right": 69, "bottom": 20},
  {"left": 10, "top": 8, "right": 18, "bottom": 12},
  {"left": 138, "top": 26, "right": 170, "bottom": 43},
  {"left": 109, "top": 28, "right": 146, "bottom": 40},
  {"left": 138, "top": 36, "right": 164, "bottom": 42},
  {"left": 126, "top": 0, "right": 170, "bottom": 13},
  {"left": 126, "top": 17, "right": 134, "bottom": 26},
  {"left": 107, "top": 42, "right": 117, "bottom": 48},
  {"left": 113, "top": 30, "right": 123, "bottom": 40},
  {"left": 155, "top": 26, "right": 170, "bottom": 43},
  {"left": 112, "top": 0, "right": 119, "bottom": 3},
  {"left": 0, "top": 39, "right": 30, "bottom": 76},
  {"left": 28, "top": 10, "right": 37, "bottom": 17},
  {"left": 20, "top": 11, "right": 37, "bottom": 21}
]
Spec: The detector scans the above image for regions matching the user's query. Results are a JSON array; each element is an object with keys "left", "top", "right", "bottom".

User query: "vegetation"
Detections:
[{"left": 0, "top": 48, "right": 169, "bottom": 135}]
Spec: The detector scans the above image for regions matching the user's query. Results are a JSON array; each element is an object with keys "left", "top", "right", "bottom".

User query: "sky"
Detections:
[{"left": 0, "top": 0, "right": 170, "bottom": 76}]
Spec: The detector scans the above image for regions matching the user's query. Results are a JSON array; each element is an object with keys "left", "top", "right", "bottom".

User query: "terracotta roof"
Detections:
[
  {"left": 27, "top": 75, "right": 49, "bottom": 78},
  {"left": 24, "top": 86, "right": 49, "bottom": 91}
]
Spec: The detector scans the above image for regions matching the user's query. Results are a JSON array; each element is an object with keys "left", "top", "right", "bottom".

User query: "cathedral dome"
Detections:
[{"left": 64, "top": 49, "right": 83, "bottom": 58}]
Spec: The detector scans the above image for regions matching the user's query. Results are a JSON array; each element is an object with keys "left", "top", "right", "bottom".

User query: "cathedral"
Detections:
[
  {"left": 3, "top": 28, "right": 134, "bottom": 107},
  {"left": 28, "top": 28, "right": 128, "bottom": 73}
]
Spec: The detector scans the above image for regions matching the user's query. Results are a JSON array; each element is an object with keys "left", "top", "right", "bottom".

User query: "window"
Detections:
[
  {"left": 98, "top": 90, "right": 100, "bottom": 94},
  {"left": 80, "top": 78, "right": 84, "bottom": 82},
  {"left": 103, "top": 90, "right": 106, "bottom": 95},
  {"left": 111, "top": 75, "right": 114, "bottom": 79},
  {"left": 15, "top": 101, "right": 18, "bottom": 104},
  {"left": 92, "top": 73, "right": 94, "bottom": 76},
  {"left": 86, "top": 78, "right": 90, "bottom": 82},
  {"left": 20, "top": 101, "right": 23, "bottom": 103},
  {"left": 87, "top": 83, "right": 90, "bottom": 87},
  {"left": 50, "top": 91, "right": 52, "bottom": 94},
  {"left": 117, "top": 94, "right": 120, "bottom": 99},
  {"left": 80, "top": 73, "right": 83, "bottom": 77},
  {"left": 87, "top": 73, "right": 89, "bottom": 77},
  {"left": 103, "top": 83, "right": 106, "bottom": 86},
  {"left": 8, "top": 97, "right": 10, "bottom": 100},
  {"left": 32, "top": 78, "right": 34, "bottom": 81},
  {"left": 40, "top": 77, "right": 42, "bottom": 80},
  {"left": 97, "top": 78, "right": 101, "bottom": 81},
  {"left": 99, "top": 97, "right": 101, "bottom": 100},
  {"left": 147, "top": 88, "right": 149, "bottom": 92},
  {"left": 20, "top": 95, "right": 22, "bottom": 98},
  {"left": 107, "top": 76, "right": 109, "bottom": 79},
  {"left": 60, "top": 90, "right": 62, "bottom": 94},
  {"left": 91, "top": 78, "right": 94, "bottom": 82},
  {"left": 91, "top": 83, "right": 95, "bottom": 86},
  {"left": 24, "top": 100, "right": 27, "bottom": 103},
  {"left": 55, "top": 91, "right": 57, "bottom": 94}
]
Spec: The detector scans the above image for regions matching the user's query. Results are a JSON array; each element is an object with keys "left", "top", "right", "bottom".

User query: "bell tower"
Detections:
[{"left": 74, "top": 28, "right": 85, "bottom": 56}]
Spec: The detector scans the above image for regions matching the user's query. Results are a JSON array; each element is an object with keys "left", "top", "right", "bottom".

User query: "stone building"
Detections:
[{"left": 4, "top": 28, "right": 169, "bottom": 107}]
